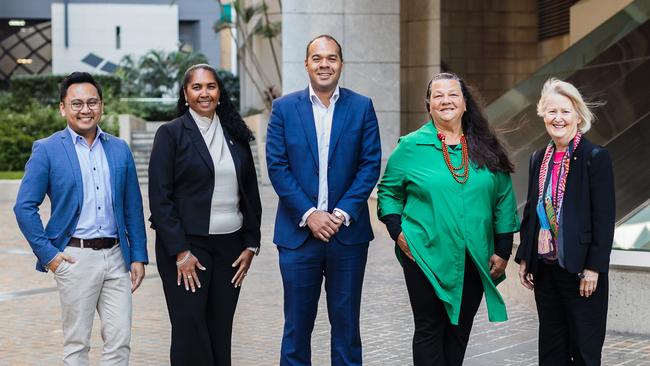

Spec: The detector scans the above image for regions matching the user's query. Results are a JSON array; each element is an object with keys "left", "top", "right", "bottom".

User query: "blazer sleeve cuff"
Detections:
[{"left": 38, "top": 244, "right": 62, "bottom": 270}]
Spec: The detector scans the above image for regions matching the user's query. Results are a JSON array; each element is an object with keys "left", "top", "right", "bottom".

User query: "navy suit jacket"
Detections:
[
  {"left": 148, "top": 112, "right": 262, "bottom": 256},
  {"left": 266, "top": 87, "right": 382, "bottom": 249},
  {"left": 14, "top": 129, "right": 148, "bottom": 272},
  {"left": 515, "top": 137, "right": 615, "bottom": 274}
]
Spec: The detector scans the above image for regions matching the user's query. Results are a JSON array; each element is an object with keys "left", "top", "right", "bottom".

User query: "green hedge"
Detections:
[
  {"left": 1, "top": 69, "right": 238, "bottom": 171},
  {"left": 10, "top": 74, "right": 121, "bottom": 107},
  {"left": 0, "top": 101, "right": 65, "bottom": 171},
  {"left": 0, "top": 92, "right": 118, "bottom": 171}
]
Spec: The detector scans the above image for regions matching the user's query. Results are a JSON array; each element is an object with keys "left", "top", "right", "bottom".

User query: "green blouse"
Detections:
[{"left": 377, "top": 122, "right": 520, "bottom": 325}]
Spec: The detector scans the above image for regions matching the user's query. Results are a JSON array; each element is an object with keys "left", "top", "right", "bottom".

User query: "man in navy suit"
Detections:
[
  {"left": 266, "top": 34, "right": 382, "bottom": 365},
  {"left": 14, "top": 72, "right": 148, "bottom": 365}
]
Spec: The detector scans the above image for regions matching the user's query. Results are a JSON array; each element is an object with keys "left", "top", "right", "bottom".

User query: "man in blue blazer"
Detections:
[
  {"left": 14, "top": 72, "right": 148, "bottom": 365},
  {"left": 266, "top": 35, "right": 382, "bottom": 365}
]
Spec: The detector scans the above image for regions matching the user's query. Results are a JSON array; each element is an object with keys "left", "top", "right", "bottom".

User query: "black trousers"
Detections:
[
  {"left": 402, "top": 252, "right": 484, "bottom": 366},
  {"left": 535, "top": 261, "right": 608, "bottom": 366},
  {"left": 156, "top": 231, "right": 243, "bottom": 366}
]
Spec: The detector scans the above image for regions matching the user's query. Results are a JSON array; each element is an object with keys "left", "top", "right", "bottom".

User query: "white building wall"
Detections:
[{"left": 51, "top": 3, "right": 179, "bottom": 74}]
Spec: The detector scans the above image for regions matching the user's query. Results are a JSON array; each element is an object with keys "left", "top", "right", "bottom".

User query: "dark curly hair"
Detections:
[
  {"left": 425, "top": 72, "right": 514, "bottom": 173},
  {"left": 177, "top": 64, "right": 254, "bottom": 143}
]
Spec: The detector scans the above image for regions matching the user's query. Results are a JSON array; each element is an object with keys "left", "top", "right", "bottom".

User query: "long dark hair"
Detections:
[
  {"left": 177, "top": 64, "right": 254, "bottom": 143},
  {"left": 425, "top": 72, "right": 514, "bottom": 173}
]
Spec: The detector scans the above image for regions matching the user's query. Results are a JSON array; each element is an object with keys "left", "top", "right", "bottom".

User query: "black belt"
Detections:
[{"left": 68, "top": 237, "right": 118, "bottom": 250}]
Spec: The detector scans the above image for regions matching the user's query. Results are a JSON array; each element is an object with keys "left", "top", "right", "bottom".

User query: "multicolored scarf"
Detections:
[{"left": 536, "top": 133, "right": 582, "bottom": 260}]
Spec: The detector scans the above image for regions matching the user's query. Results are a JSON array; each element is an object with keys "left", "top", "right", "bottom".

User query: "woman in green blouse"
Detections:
[{"left": 377, "top": 72, "right": 520, "bottom": 366}]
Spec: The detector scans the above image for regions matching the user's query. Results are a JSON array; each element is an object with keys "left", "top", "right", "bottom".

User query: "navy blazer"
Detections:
[
  {"left": 14, "top": 129, "right": 148, "bottom": 272},
  {"left": 148, "top": 112, "right": 262, "bottom": 256},
  {"left": 515, "top": 137, "right": 615, "bottom": 274},
  {"left": 266, "top": 87, "right": 382, "bottom": 249}
]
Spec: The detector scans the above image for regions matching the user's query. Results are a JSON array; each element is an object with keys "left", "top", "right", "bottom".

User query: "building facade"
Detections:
[{"left": 0, "top": 0, "right": 221, "bottom": 86}]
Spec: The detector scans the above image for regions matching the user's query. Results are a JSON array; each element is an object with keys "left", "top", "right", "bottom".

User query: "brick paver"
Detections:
[{"left": 1, "top": 183, "right": 649, "bottom": 365}]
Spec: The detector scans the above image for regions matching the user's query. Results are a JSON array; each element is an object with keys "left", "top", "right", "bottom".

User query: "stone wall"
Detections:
[
  {"left": 281, "top": 0, "right": 401, "bottom": 168},
  {"left": 400, "top": 0, "right": 442, "bottom": 134},
  {"left": 440, "top": 0, "right": 539, "bottom": 104}
]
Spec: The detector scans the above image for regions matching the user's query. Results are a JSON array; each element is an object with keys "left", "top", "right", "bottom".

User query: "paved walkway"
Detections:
[{"left": 1, "top": 183, "right": 649, "bottom": 365}]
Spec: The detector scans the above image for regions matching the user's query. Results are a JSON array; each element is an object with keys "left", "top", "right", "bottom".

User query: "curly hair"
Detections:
[
  {"left": 425, "top": 72, "right": 514, "bottom": 173},
  {"left": 176, "top": 64, "right": 254, "bottom": 143}
]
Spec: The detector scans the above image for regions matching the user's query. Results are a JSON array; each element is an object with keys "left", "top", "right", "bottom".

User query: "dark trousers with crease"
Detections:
[
  {"left": 535, "top": 261, "right": 608, "bottom": 366},
  {"left": 156, "top": 231, "right": 243, "bottom": 366},
  {"left": 402, "top": 252, "right": 484, "bottom": 366}
]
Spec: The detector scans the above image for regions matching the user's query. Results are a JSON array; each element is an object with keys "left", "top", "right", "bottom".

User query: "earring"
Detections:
[
  {"left": 218, "top": 101, "right": 221, "bottom": 105},
  {"left": 185, "top": 102, "right": 189, "bottom": 106}
]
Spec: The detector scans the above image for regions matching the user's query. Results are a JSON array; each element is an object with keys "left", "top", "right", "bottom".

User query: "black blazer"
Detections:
[
  {"left": 148, "top": 111, "right": 262, "bottom": 256},
  {"left": 515, "top": 137, "right": 615, "bottom": 274}
]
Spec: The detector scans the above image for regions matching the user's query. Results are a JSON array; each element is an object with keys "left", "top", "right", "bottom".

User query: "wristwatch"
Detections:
[{"left": 333, "top": 210, "right": 344, "bottom": 222}]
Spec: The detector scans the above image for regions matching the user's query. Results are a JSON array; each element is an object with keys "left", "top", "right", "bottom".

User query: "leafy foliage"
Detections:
[
  {"left": 0, "top": 87, "right": 119, "bottom": 171},
  {"left": 9, "top": 74, "right": 121, "bottom": 107},
  {"left": 117, "top": 50, "right": 209, "bottom": 98},
  {"left": 116, "top": 49, "right": 241, "bottom": 115},
  {"left": 214, "top": 0, "right": 282, "bottom": 110}
]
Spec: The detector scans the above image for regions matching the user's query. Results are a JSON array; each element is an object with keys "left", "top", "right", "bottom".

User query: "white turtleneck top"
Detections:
[{"left": 189, "top": 108, "right": 243, "bottom": 235}]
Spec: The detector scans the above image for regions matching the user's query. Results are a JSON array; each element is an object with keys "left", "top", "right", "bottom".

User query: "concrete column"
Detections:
[
  {"left": 282, "top": 0, "right": 401, "bottom": 166},
  {"left": 400, "top": 0, "right": 441, "bottom": 134}
]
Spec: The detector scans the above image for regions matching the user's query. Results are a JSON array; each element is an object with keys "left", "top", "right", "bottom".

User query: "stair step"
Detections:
[
  {"left": 146, "top": 122, "right": 167, "bottom": 132},
  {"left": 127, "top": 120, "right": 267, "bottom": 182},
  {"left": 132, "top": 132, "right": 156, "bottom": 139},
  {"left": 132, "top": 150, "right": 151, "bottom": 156}
]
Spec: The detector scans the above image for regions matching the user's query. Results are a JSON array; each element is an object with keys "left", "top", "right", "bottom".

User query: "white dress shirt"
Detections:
[
  {"left": 67, "top": 126, "right": 117, "bottom": 239},
  {"left": 299, "top": 84, "right": 351, "bottom": 227}
]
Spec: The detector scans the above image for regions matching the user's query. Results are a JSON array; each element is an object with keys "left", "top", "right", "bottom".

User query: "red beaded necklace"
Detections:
[{"left": 437, "top": 132, "right": 469, "bottom": 184}]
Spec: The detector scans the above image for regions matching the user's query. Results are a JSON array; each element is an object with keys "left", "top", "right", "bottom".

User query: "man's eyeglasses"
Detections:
[{"left": 67, "top": 99, "right": 102, "bottom": 111}]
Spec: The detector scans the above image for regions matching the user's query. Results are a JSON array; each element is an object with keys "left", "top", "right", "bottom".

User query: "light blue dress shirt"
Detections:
[{"left": 68, "top": 126, "right": 118, "bottom": 239}]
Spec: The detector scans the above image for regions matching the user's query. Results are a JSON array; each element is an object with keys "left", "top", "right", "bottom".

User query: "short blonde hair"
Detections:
[{"left": 537, "top": 78, "right": 595, "bottom": 133}]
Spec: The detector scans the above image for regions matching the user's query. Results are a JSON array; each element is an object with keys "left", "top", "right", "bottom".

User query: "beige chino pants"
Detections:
[{"left": 53, "top": 244, "right": 132, "bottom": 366}]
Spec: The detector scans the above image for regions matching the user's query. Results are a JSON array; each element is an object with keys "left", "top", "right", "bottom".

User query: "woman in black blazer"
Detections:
[
  {"left": 148, "top": 64, "right": 262, "bottom": 366},
  {"left": 515, "top": 78, "right": 615, "bottom": 366}
]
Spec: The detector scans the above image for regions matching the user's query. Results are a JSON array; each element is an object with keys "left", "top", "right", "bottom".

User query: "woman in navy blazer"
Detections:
[
  {"left": 515, "top": 78, "right": 615, "bottom": 366},
  {"left": 148, "top": 64, "right": 262, "bottom": 366}
]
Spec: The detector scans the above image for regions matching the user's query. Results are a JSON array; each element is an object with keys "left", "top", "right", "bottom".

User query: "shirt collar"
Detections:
[
  {"left": 67, "top": 125, "right": 105, "bottom": 146},
  {"left": 308, "top": 83, "right": 340, "bottom": 108},
  {"left": 416, "top": 121, "right": 464, "bottom": 152},
  {"left": 189, "top": 108, "right": 219, "bottom": 132}
]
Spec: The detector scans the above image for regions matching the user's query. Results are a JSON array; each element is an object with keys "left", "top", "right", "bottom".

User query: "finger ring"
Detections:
[{"left": 187, "top": 275, "right": 192, "bottom": 279}]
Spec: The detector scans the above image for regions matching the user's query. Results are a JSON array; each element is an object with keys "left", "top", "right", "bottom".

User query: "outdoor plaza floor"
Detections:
[{"left": 1, "top": 183, "right": 649, "bottom": 365}]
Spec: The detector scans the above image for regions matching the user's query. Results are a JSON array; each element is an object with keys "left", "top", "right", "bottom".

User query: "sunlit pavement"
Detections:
[{"left": 1, "top": 183, "right": 649, "bottom": 365}]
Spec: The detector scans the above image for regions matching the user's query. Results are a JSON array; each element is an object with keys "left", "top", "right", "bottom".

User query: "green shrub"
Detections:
[
  {"left": 0, "top": 103, "right": 65, "bottom": 171},
  {"left": 10, "top": 74, "right": 121, "bottom": 107},
  {"left": 0, "top": 93, "right": 119, "bottom": 171},
  {"left": 118, "top": 101, "right": 177, "bottom": 121}
]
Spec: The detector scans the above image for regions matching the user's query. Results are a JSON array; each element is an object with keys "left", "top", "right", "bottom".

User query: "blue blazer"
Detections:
[
  {"left": 266, "top": 87, "right": 382, "bottom": 249},
  {"left": 14, "top": 129, "right": 148, "bottom": 272}
]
